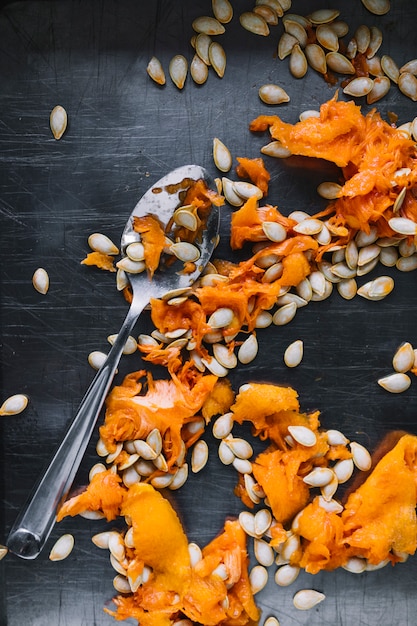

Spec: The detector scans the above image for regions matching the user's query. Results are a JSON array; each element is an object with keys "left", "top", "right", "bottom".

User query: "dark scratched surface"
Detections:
[{"left": 1, "top": 1, "right": 417, "bottom": 625}]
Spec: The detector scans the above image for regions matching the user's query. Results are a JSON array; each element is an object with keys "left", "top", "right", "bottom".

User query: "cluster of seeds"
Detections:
[
  {"left": 147, "top": 0, "right": 231, "bottom": 88},
  {"left": 378, "top": 341, "right": 417, "bottom": 394},
  {"left": 275, "top": 7, "right": 417, "bottom": 103}
]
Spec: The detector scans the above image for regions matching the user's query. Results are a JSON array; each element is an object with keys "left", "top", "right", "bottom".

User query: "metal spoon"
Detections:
[{"left": 7, "top": 164, "right": 220, "bottom": 559}]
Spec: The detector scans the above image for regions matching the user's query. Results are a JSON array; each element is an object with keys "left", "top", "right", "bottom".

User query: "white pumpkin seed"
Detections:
[
  {"left": 289, "top": 44, "right": 308, "bottom": 78},
  {"left": 253, "top": 5, "right": 278, "bottom": 26},
  {"left": 113, "top": 574, "right": 131, "bottom": 594},
  {"left": 122, "top": 465, "right": 141, "bottom": 487},
  {"left": 321, "top": 473, "right": 339, "bottom": 501},
  {"left": 379, "top": 246, "right": 398, "bottom": 267},
  {"left": 32, "top": 267, "right": 49, "bottom": 294},
  {"left": 170, "top": 241, "right": 200, "bottom": 262},
  {"left": 0, "top": 393, "right": 28, "bottom": 416},
  {"left": 233, "top": 457, "right": 253, "bottom": 474},
  {"left": 133, "top": 439, "right": 158, "bottom": 460},
  {"left": 50, "top": 105, "right": 67, "bottom": 140},
  {"left": 316, "top": 24, "right": 339, "bottom": 52},
  {"left": 213, "top": 137, "right": 232, "bottom": 172},
  {"left": 378, "top": 372, "right": 411, "bottom": 393},
  {"left": 213, "top": 343, "right": 237, "bottom": 369},
  {"left": 261, "top": 141, "right": 292, "bottom": 158},
  {"left": 239, "top": 510, "right": 256, "bottom": 536},
  {"left": 254, "top": 538, "right": 275, "bottom": 567},
  {"left": 195, "top": 33, "right": 212, "bottom": 65},
  {"left": 309, "top": 270, "right": 326, "bottom": 296},
  {"left": 350, "top": 442, "right": 372, "bottom": 471},
  {"left": 293, "top": 589, "right": 326, "bottom": 611},
  {"left": 169, "top": 55, "right": 188, "bottom": 89},
  {"left": 354, "top": 24, "right": 371, "bottom": 54},
  {"left": 318, "top": 496, "right": 344, "bottom": 513},
  {"left": 317, "top": 181, "right": 342, "bottom": 199},
  {"left": 326, "top": 52, "right": 355, "bottom": 74},
  {"left": 233, "top": 180, "right": 263, "bottom": 200},
  {"left": 212, "top": 0, "right": 233, "bottom": 23},
  {"left": 397, "top": 254, "right": 417, "bottom": 272},
  {"left": 116, "top": 257, "right": 146, "bottom": 274},
  {"left": 361, "top": 0, "right": 390, "bottom": 15},
  {"left": 284, "top": 340, "right": 303, "bottom": 368},
  {"left": 169, "top": 463, "right": 189, "bottom": 490},
  {"left": 108, "top": 532, "right": 125, "bottom": 562},
  {"left": 337, "top": 278, "right": 357, "bottom": 300},
  {"left": 209, "top": 42, "right": 226, "bottom": 78},
  {"left": 191, "top": 440, "right": 209, "bottom": 473},
  {"left": 393, "top": 342, "right": 414, "bottom": 373},
  {"left": 278, "top": 33, "right": 299, "bottom": 60},
  {"left": 366, "top": 55, "right": 384, "bottom": 77},
  {"left": 275, "top": 564, "right": 300, "bottom": 587},
  {"left": 308, "top": 9, "right": 340, "bottom": 24},
  {"left": 188, "top": 542, "right": 203, "bottom": 568},
  {"left": 327, "top": 428, "right": 349, "bottom": 446},
  {"left": 249, "top": 565, "right": 268, "bottom": 594},
  {"left": 333, "top": 458, "right": 354, "bottom": 483},
  {"left": 238, "top": 334, "right": 258, "bottom": 364},
  {"left": 226, "top": 436, "right": 253, "bottom": 460},
  {"left": 343, "top": 76, "right": 374, "bottom": 97},
  {"left": 367, "top": 26, "right": 383, "bottom": 58},
  {"left": 146, "top": 57, "right": 166, "bottom": 85},
  {"left": 88, "top": 233, "right": 119, "bottom": 255},
  {"left": 367, "top": 75, "right": 391, "bottom": 104},
  {"left": 89, "top": 462, "right": 107, "bottom": 481},
  {"left": 343, "top": 556, "right": 367, "bottom": 574},
  {"left": 281, "top": 533, "right": 301, "bottom": 561},
  {"left": 303, "top": 467, "right": 335, "bottom": 487},
  {"left": 190, "top": 53, "right": 209, "bottom": 85},
  {"left": 381, "top": 54, "right": 399, "bottom": 83},
  {"left": 287, "top": 424, "right": 316, "bottom": 447},
  {"left": 296, "top": 278, "right": 313, "bottom": 302},
  {"left": 259, "top": 84, "right": 290, "bottom": 105},
  {"left": 293, "top": 218, "right": 323, "bottom": 235},
  {"left": 284, "top": 19, "right": 307, "bottom": 47},
  {"left": 213, "top": 412, "right": 233, "bottom": 439},
  {"left": 49, "top": 534, "right": 74, "bottom": 561},
  {"left": 192, "top": 16, "right": 225, "bottom": 35},
  {"left": 107, "top": 333, "right": 137, "bottom": 355},
  {"left": 398, "top": 72, "right": 417, "bottom": 101},
  {"left": 240, "top": 12, "right": 269, "bottom": 37},
  {"left": 272, "top": 301, "right": 297, "bottom": 326}
]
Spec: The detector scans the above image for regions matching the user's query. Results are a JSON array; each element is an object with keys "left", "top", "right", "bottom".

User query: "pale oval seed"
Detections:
[
  {"left": 293, "top": 589, "right": 326, "bottom": 611},
  {"left": 212, "top": 0, "right": 233, "bottom": 23},
  {"left": 284, "top": 340, "right": 303, "bottom": 368},
  {"left": 190, "top": 53, "right": 209, "bottom": 85},
  {"left": 249, "top": 565, "right": 268, "bottom": 594},
  {"left": 146, "top": 57, "right": 166, "bottom": 85},
  {"left": 381, "top": 54, "right": 399, "bottom": 83},
  {"left": 350, "top": 441, "right": 372, "bottom": 471},
  {"left": 49, "top": 534, "right": 74, "bottom": 561},
  {"left": 192, "top": 16, "right": 225, "bottom": 35},
  {"left": 272, "top": 302, "right": 297, "bottom": 326},
  {"left": 50, "top": 105, "right": 67, "bottom": 140},
  {"left": 0, "top": 393, "right": 28, "bottom": 416},
  {"left": 278, "top": 33, "right": 299, "bottom": 60},
  {"left": 88, "top": 233, "right": 119, "bottom": 255},
  {"left": 303, "top": 467, "right": 335, "bottom": 487},
  {"left": 169, "top": 55, "right": 188, "bottom": 89},
  {"left": 333, "top": 458, "right": 354, "bottom": 483},
  {"left": 361, "top": 0, "right": 390, "bottom": 15},
  {"left": 343, "top": 76, "right": 374, "bottom": 97},
  {"left": 289, "top": 44, "right": 308, "bottom": 79},
  {"left": 209, "top": 42, "right": 226, "bottom": 78},
  {"left": 398, "top": 72, "right": 417, "bottom": 101},
  {"left": 191, "top": 440, "right": 209, "bottom": 473},
  {"left": 240, "top": 12, "right": 269, "bottom": 37},
  {"left": 393, "top": 342, "right": 414, "bottom": 373},
  {"left": 33, "top": 267, "right": 49, "bottom": 294},
  {"left": 259, "top": 84, "right": 290, "bottom": 105},
  {"left": 275, "top": 564, "right": 300, "bottom": 587},
  {"left": 213, "top": 412, "right": 233, "bottom": 439},
  {"left": 326, "top": 52, "right": 355, "bottom": 74},
  {"left": 213, "top": 137, "right": 232, "bottom": 172},
  {"left": 238, "top": 334, "right": 258, "bottom": 364},
  {"left": 378, "top": 372, "right": 411, "bottom": 393},
  {"left": 367, "top": 75, "right": 391, "bottom": 104},
  {"left": 288, "top": 424, "right": 316, "bottom": 447}
]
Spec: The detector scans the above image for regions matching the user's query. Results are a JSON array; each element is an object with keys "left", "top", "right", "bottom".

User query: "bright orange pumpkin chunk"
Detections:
[
  {"left": 133, "top": 214, "right": 166, "bottom": 278},
  {"left": 81, "top": 251, "right": 116, "bottom": 272}
]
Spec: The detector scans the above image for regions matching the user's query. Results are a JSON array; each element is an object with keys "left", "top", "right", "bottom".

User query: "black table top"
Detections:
[{"left": 1, "top": 1, "right": 417, "bottom": 625}]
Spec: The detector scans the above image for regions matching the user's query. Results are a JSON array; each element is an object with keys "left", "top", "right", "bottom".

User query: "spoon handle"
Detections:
[{"left": 7, "top": 294, "right": 147, "bottom": 559}]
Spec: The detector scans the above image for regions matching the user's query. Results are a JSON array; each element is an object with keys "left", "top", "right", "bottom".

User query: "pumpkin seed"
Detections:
[
  {"left": 209, "top": 42, "right": 226, "bottom": 78},
  {"left": 191, "top": 440, "right": 209, "bottom": 473},
  {"left": 309, "top": 270, "right": 326, "bottom": 296},
  {"left": 49, "top": 534, "right": 74, "bottom": 561},
  {"left": 398, "top": 72, "right": 417, "bottom": 101},
  {"left": 88, "top": 233, "right": 119, "bottom": 255},
  {"left": 0, "top": 393, "right": 28, "bottom": 416},
  {"left": 272, "top": 302, "right": 297, "bottom": 325},
  {"left": 253, "top": 5, "right": 278, "bottom": 26},
  {"left": 108, "top": 531, "right": 125, "bottom": 562},
  {"left": 397, "top": 254, "right": 417, "bottom": 272},
  {"left": 188, "top": 542, "right": 203, "bottom": 568},
  {"left": 195, "top": 33, "right": 212, "bottom": 65},
  {"left": 281, "top": 533, "right": 301, "bottom": 561},
  {"left": 238, "top": 334, "right": 258, "bottom": 364},
  {"left": 278, "top": 33, "right": 299, "bottom": 60},
  {"left": 110, "top": 553, "right": 127, "bottom": 576},
  {"left": 233, "top": 180, "right": 263, "bottom": 200},
  {"left": 308, "top": 9, "right": 340, "bottom": 25},
  {"left": 192, "top": 16, "right": 225, "bottom": 35},
  {"left": 287, "top": 424, "right": 316, "bottom": 447},
  {"left": 261, "top": 141, "right": 292, "bottom": 158},
  {"left": 239, "top": 510, "right": 256, "bottom": 536},
  {"left": 212, "top": 0, "right": 233, "bottom": 24},
  {"left": 107, "top": 333, "right": 137, "bottom": 355},
  {"left": 254, "top": 508, "right": 272, "bottom": 536},
  {"left": 169, "top": 463, "right": 189, "bottom": 490},
  {"left": 249, "top": 565, "right": 268, "bottom": 594},
  {"left": 346, "top": 38, "right": 358, "bottom": 60},
  {"left": 275, "top": 564, "right": 300, "bottom": 587},
  {"left": 337, "top": 278, "right": 357, "bottom": 300},
  {"left": 367, "top": 75, "right": 391, "bottom": 104},
  {"left": 254, "top": 538, "right": 275, "bottom": 567},
  {"left": 350, "top": 441, "right": 372, "bottom": 471},
  {"left": 244, "top": 473, "right": 261, "bottom": 505},
  {"left": 50, "top": 105, "right": 67, "bottom": 140},
  {"left": 343, "top": 556, "right": 367, "bottom": 574},
  {"left": 317, "top": 496, "right": 344, "bottom": 513},
  {"left": 116, "top": 257, "right": 146, "bottom": 274},
  {"left": 296, "top": 278, "right": 313, "bottom": 302},
  {"left": 289, "top": 44, "right": 308, "bottom": 79},
  {"left": 113, "top": 574, "right": 131, "bottom": 594},
  {"left": 213, "top": 343, "right": 237, "bottom": 369},
  {"left": 299, "top": 109, "right": 320, "bottom": 121},
  {"left": 361, "top": 0, "right": 390, "bottom": 15},
  {"left": 400, "top": 59, "right": 417, "bottom": 75},
  {"left": 123, "top": 465, "right": 141, "bottom": 487},
  {"left": 226, "top": 436, "right": 253, "bottom": 460},
  {"left": 293, "top": 218, "right": 323, "bottom": 235},
  {"left": 32, "top": 267, "right": 49, "bottom": 294},
  {"left": 326, "top": 52, "right": 355, "bottom": 74},
  {"left": 316, "top": 24, "right": 339, "bottom": 52},
  {"left": 303, "top": 467, "right": 335, "bottom": 487},
  {"left": 377, "top": 372, "right": 411, "bottom": 393},
  {"left": 366, "top": 55, "right": 384, "bottom": 76},
  {"left": 367, "top": 26, "right": 383, "bottom": 58},
  {"left": 255, "top": 310, "right": 273, "bottom": 328},
  {"left": 393, "top": 342, "right": 414, "bottom": 373},
  {"left": 259, "top": 84, "right": 290, "bottom": 105},
  {"left": 240, "top": 12, "right": 269, "bottom": 36},
  {"left": 284, "top": 19, "right": 308, "bottom": 47},
  {"left": 321, "top": 473, "right": 339, "bottom": 501},
  {"left": 379, "top": 246, "right": 398, "bottom": 267},
  {"left": 333, "top": 458, "right": 354, "bottom": 483},
  {"left": 330, "top": 21, "right": 349, "bottom": 37},
  {"left": 190, "top": 53, "right": 209, "bottom": 85},
  {"left": 284, "top": 339, "right": 303, "bottom": 368},
  {"left": 293, "top": 589, "right": 326, "bottom": 611},
  {"left": 169, "top": 55, "right": 188, "bottom": 89},
  {"left": 170, "top": 241, "right": 200, "bottom": 262},
  {"left": 343, "top": 76, "right": 374, "bottom": 97},
  {"left": 89, "top": 462, "right": 107, "bottom": 481},
  {"left": 358, "top": 244, "right": 380, "bottom": 267},
  {"left": 233, "top": 457, "right": 253, "bottom": 474},
  {"left": 212, "top": 412, "right": 233, "bottom": 439},
  {"left": 357, "top": 275, "right": 394, "bottom": 300},
  {"left": 381, "top": 54, "right": 399, "bottom": 83},
  {"left": 146, "top": 57, "right": 166, "bottom": 85},
  {"left": 222, "top": 177, "right": 244, "bottom": 206},
  {"left": 304, "top": 44, "right": 327, "bottom": 74},
  {"left": 213, "top": 137, "right": 232, "bottom": 172}
]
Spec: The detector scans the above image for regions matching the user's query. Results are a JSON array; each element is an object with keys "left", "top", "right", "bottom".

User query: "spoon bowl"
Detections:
[{"left": 7, "top": 164, "right": 220, "bottom": 559}]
